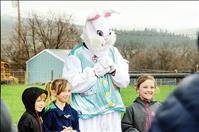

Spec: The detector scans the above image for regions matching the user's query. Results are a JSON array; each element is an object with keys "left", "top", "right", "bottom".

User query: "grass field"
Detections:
[{"left": 1, "top": 84, "right": 176, "bottom": 124}]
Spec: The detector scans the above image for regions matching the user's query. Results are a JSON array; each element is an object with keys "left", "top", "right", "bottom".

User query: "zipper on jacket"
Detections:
[
  {"left": 36, "top": 112, "right": 43, "bottom": 132},
  {"left": 145, "top": 101, "right": 151, "bottom": 131}
]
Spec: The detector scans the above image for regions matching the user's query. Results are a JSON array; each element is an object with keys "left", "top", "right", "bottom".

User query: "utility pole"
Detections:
[
  {"left": 17, "top": 0, "right": 23, "bottom": 68},
  {"left": 11, "top": 0, "right": 24, "bottom": 84}
]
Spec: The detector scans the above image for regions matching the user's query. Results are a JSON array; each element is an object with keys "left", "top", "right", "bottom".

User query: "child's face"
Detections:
[
  {"left": 137, "top": 79, "right": 155, "bottom": 101},
  {"left": 35, "top": 96, "right": 46, "bottom": 112},
  {"left": 56, "top": 84, "right": 71, "bottom": 103}
]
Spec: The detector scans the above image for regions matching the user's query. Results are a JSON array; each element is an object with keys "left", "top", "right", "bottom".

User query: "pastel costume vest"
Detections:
[{"left": 69, "top": 43, "right": 125, "bottom": 119}]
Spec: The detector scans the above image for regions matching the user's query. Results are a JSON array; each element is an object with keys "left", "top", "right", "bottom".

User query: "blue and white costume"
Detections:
[{"left": 63, "top": 10, "right": 130, "bottom": 132}]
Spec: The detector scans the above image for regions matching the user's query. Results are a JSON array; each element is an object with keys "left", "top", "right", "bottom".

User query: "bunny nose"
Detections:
[{"left": 104, "top": 36, "right": 108, "bottom": 41}]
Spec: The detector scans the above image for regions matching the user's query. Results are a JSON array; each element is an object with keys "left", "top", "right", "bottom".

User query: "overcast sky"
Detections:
[{"left": 1, "top": 1, "right": 199, "bottom": 32}]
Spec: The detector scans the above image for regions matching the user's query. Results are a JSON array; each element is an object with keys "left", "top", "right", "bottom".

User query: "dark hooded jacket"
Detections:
[
  {"left": 149, "top": 73, "right": 199, "bottom": 132},
  {"left": 122, "top": 97, "right": 161, "bottom": 132},
  {"left": 18, "top": 87, "right": 47, "bottom": 132}
]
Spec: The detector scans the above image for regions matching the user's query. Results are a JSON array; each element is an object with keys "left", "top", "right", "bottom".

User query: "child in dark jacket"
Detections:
[
  {"left": 43, "top": 79, "right": 80, "bottom": 132},
  {"left": 18, "top": 87, "right": 47, "bottom": 132},
  {"left": 121, "top": 74, "right": 161, "bottom": 132}
]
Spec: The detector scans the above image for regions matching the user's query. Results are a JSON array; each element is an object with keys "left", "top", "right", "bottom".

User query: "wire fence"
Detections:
[
  {"left": 1, "top": 70, "right": 194, "bottom": 85},
  {"left": 1, "top": 70, "right": 26, "bottom": 84},
  {"left": 129, "top": 72, "right": 192, "bottom": 86}
]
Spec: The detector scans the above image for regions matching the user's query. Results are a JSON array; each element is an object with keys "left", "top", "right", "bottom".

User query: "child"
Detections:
[
  {"left": 18, "top": 87, "right": 47, "bottom": 132},
  {"left": 121, "top": 74, "right": 161, "bottom": 132},
  {"left": 43, "top": 79, "right": 80, "bottom": 132}
]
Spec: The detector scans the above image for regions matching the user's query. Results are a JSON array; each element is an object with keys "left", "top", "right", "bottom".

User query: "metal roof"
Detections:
[{"left": 26, "top": 49, "right": 70, "bottom": 63}]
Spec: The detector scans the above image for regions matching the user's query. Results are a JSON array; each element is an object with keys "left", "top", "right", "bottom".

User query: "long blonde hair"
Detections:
[
  {"left": 45, "top": 79, "right": 70, "bottom": 105},
  {"left": 45, "top": 81, "right": 53, "bottom": 106}
]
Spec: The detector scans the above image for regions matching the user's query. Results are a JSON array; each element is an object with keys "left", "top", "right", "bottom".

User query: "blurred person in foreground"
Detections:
[
  {"left": 0, "top": 98, "right": 17, "bottom": 132},
  {"left": 149, "top": 32, "right": 199, "bottom": 132}
]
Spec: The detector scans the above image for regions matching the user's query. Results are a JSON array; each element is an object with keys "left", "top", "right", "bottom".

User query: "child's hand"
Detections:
[{"left": 61, "top": 126, "right": 73, "bottom": 132}]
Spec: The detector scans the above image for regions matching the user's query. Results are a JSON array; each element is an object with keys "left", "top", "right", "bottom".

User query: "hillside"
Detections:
[
  {"left": 115, "top": 29, "right": 196, "bottom": 49},
  {"left": 1, "top": 15, "right": 17, "bottom": 45},
  {"left": 1, "top": 15, "right": 198, "bottom": 49},
  {"left": 174, "top": 28, "right": 199, "bottom": 39}
]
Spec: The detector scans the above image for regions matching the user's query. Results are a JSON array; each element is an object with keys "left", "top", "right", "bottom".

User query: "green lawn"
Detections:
[
  {"left": 120, "top": 85, "right": 176, "bottom": 106},
  {"left": 1, "top": 85, "right": 45, "bottom": 124},
  {"left": 1, "top": 85, "right": 176, "bottom": 124}
]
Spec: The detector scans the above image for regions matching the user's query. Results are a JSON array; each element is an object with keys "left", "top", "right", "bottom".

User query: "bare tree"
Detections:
[
  {"left": 130, "top": 48, "right": 158, "bottom": 70},
  {"left": 183, "top": 49, "right": 199, "bottom": 71},
  {"left": 2, "top": 11, "right": 80, "bottom": 70},
  {"left": 156, "top": 48, "right": 172, "bottom": 70},
  {"left": 128, "top": 46, "right": 196, "bottom": 71}
]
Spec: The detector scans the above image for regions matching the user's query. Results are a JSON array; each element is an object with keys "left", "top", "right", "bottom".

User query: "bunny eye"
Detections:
[
  {"left": 97, "top": 30, "right": 103, "bottom": 36},
  {"left": 109, "top": 29, "right": 112, "bottom": 35}
]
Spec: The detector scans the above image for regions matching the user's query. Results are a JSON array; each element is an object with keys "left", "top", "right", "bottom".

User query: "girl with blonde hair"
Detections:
[{"left": 43, "top": 79, "right": 80, "bottom": 132}]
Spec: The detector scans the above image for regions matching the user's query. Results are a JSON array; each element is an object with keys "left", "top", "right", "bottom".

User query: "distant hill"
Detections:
[
  {"left": 115, "top": 29, "right": 196, "bottom": 49},
  {"left": 1, "top": 15, "right": 18, "bottom": 35},
  {"left": 1, "top": 15, "right": 197, "bottom": 49},
  {"left": 1, "top": 15, "right": 18, "bottom": 45},
  {"left": 1, "top": 15, "right": 27, "bottom": 45},
  {"left": 174, "top": 28, "right": 199, "bottom": 39}
]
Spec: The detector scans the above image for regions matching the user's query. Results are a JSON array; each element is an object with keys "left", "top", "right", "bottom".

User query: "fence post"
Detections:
[{"left": 24, "top": 71, "right": 27, "bottom": 85}]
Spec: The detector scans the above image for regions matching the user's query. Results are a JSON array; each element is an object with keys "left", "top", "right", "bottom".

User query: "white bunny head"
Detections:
[{"left": 81, "top": 10, "right": 118, "bottom": 56}]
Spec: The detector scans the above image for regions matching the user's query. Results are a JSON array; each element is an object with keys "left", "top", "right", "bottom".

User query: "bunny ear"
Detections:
[
  {"left": 103, "top": 9, "right": 120, "bottom": 18},
  {"left": 87, "top": 14, "right": 101, "bottom": 21},
  {"left": 104, "top": 12, "right": 111, "bottom": 17},
  {"left": 86, "top": 9, "right": 119, "bottom": 21}
]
